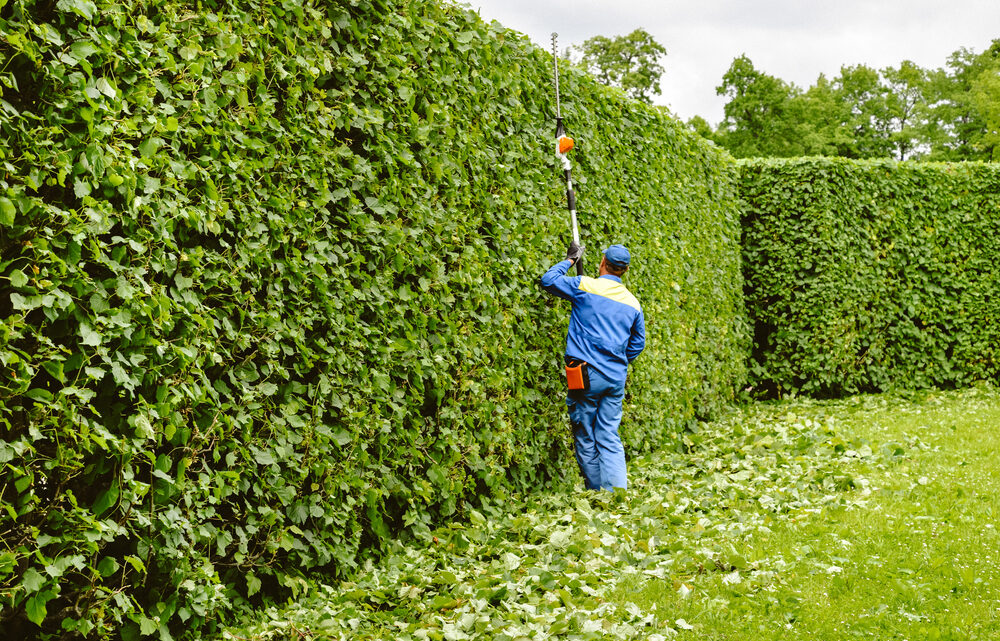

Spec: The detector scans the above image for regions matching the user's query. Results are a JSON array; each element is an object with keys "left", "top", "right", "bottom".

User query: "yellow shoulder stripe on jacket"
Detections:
[{"left": 579, "top": 277, "right": 641, "bottom": 311}]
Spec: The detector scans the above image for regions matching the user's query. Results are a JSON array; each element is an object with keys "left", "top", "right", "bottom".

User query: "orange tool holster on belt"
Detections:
[{"left": 565, "top": 358, "right": 590, "bottom": 392}]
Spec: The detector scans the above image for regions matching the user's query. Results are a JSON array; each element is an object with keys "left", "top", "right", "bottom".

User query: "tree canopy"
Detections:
[
  {"left": 700, "top": 39, "right": 1000, "bottom": 161},
  {"left": 572, "top": 28, "right": 667, "bottom": 104}
]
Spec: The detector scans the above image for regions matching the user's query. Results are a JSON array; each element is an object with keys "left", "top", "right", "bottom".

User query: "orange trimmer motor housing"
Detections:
[{"left": 558, "top": 135, "right": 575, "bottom": 154}]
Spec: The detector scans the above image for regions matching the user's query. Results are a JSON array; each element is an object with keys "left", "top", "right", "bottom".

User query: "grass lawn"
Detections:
[
  {"left": 225, "top": 385, "right": 1000, "bottom": 640},
  {"left": 612, "top": 385, "right": 1000, "bottom": 640}
]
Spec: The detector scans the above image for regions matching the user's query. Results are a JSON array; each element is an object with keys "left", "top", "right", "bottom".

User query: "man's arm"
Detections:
[
  {"left": 540, "top": 243, "right": 585, "bottom": 301},
  {"left": 626, "top": 310, "right": 646, "bottom": 363},
  {"left": 540, "top": 259, "right": 578, "bottom": 301}
]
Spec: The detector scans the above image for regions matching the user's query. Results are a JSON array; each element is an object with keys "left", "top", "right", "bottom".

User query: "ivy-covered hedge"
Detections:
[
  {"left": 741, "top": 157, "right": 1000, "bottom": 397},
  {"left": 0, "top": 0, "right": 745, "bottom": 637}
]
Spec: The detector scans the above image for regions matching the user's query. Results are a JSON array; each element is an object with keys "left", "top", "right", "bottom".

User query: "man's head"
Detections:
[{"left": 600, "top": 244, "right": 631, "bottom": 277}]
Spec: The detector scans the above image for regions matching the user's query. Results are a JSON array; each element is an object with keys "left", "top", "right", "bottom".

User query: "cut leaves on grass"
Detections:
[{"left": 225, "top": 385, "right": 1000, "bottom": 640}]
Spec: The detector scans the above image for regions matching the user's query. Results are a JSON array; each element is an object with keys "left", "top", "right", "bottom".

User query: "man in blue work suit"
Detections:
[{"left": 540, "top": 243, "right": 646, "bottom": 490}]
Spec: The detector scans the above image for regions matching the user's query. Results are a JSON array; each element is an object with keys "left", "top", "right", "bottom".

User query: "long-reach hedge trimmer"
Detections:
[{"left": 551, "top": 32, "right": 583, "bottom": 276}]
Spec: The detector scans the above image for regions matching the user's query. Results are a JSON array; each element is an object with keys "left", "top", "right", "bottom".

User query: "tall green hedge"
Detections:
[
  {"left": 0, "top": 0, "right": 745, "bottom": 636},
  {"left": 741, "top": 157, "right": 1000, "bottom": 397}
]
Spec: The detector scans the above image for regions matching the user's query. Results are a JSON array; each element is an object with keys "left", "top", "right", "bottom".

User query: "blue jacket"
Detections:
[{"left": 540, "top": 260, "right": 646, "bottom": 383}]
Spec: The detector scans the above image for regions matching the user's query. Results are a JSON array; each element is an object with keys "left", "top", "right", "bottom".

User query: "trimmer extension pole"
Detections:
[{"left": 552, "top": 32, "right": 583, "bottom": 275}]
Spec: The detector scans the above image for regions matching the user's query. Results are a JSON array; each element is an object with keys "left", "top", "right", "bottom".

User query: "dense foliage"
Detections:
[
  {"left": 707, "top": 42, "right": 1000, "bottom": 161},
  {"left": 0, "top": 0, "right": 745, "bottom": 636},
  {"left": 741, "top": 157, "right": 1000, "bottom": 397}
]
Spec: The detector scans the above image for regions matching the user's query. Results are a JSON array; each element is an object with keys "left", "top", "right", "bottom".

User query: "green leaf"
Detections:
[
  {"left": 138, "top": 137, "right": 163, "bottom": 158},
  {"left": 79, "top": 322, "right": 102, "bottom": 346},
  {"left": 133, "top": 415, "right": 155, "bottom": 440},
  {"left": 290, "top": 503, "right": 308, "bottom": 524},
  {"left": 66, "top": 240, "right": 82, "bottom": 265},
  {"left": 123, "top": 555, "right": 146, "bottom": 575},
  {"left": 69, "top": 40, "right": 99, "bottom": 62},
  {"left": 73, "top": 178, "right": 92, "bottom": 198},
  {"left": 97, "top": 557, "right": 120, "bottom": 577},
  {"left": 56, "top": 0, "right": 97, "bottom": 20},
  {"left": 120, "top": 621, "right": 141, "bottom": 641},
  {"left": 0, "top": 197, "right": 14, "bottom": 225},
  {"left": 85, "top": 366, "right": 106, "bottom": 380},
  {"left": 10, "top": 293, "right": 34, "bottom": 310},
  {"left": 42, "top": 360, "right": 66, "bottom": 383},
  {"left": 14, "top": 474, "right": 31, "bottom": 493},
  {"left": 94, "top": 77, "right": 117, "bottom": 99},
  {"left": 427, "top": 465, "right": 447, "bottom": 486},
  {"left": 21, "top": 568, "right": 45, "bottom": 593},
  {"left": 25, "top": 389, "right": 53, "bottom": 404},
  {"left": 138, "top": 615, "right": 158, "bottom": 635},
  {"left": 246, "top": 573, "right": 262, "bottom": 597},
  {"left": 178, "top": 45, "right": 199, "bottom": 61},
  {"left": 26, "top": 590, "right": 56, "bottom": 625},
  {"left": 9, "top": 268, "right": 28, "bottom": 288},
  {"left": 92, "top": 483, "right": 119, "bottom": 515},
  {"left": 0, "top": 552, "right": 15, "bottom": 577},
  {"left": 331, "top": 429, "right": 351, "bottom": 447}
]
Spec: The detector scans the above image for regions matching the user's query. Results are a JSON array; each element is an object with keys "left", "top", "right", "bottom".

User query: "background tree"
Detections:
[
  {"left": 969, "top": 66, "right": 1000, "bottom": 160},
  {"left": 922, "top": 39, "right": 1000, "bottom": 160},
  {"left": 700, "top": 40, "right": 1000, "bottom": 162},
  {"left": 573, "top": 28, "right": 666, "bottom": 104},
  {"left": 882, "top": 60, "right": 929, "bottom": 159},
  {"left": 833, "top": 64, "right": 894, "bottom": 158},
  {"left": 794, "top": 73, "right": 854, "bottom": 157},
  {"left": 714, "top": 55, "right": 803, "bottom": 157},
  {"left": 686, "top": 115, "right": 716, "bottom": 141}
]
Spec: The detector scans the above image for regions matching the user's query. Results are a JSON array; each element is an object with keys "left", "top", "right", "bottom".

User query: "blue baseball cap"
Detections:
[{"left": 603, "top": 244, "right": 631, "bottom": 268}]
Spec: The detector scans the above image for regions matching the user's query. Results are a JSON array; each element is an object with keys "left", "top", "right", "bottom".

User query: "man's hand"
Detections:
[{"left": 566, "top": 241, "right": 584, "bottom": 266}]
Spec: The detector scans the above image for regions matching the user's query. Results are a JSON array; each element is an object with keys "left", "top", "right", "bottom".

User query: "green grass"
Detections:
[
  {"left": 224, "top": 385, "right": 1000, "bottom": 640},
  {"left": 610, "top": 386, "right": 1000, "bottom": 640}
]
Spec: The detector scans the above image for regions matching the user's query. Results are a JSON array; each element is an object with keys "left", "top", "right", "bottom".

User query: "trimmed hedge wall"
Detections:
[
  {"left": 741, "top": 157, "right": 1000, "bottom": 397},
  {"left": 0, "top": 0, "right": 745, "bottom": 636}
]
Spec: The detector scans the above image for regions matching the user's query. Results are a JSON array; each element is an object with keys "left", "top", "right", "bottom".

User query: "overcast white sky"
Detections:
[{"left": 462, "top": 0, "right": 1000, "bottom": 126}]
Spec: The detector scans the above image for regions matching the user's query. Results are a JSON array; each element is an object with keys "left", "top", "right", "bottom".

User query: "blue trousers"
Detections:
[{"left": 567, "top": 366, "right": 627, "bottom": 490}]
